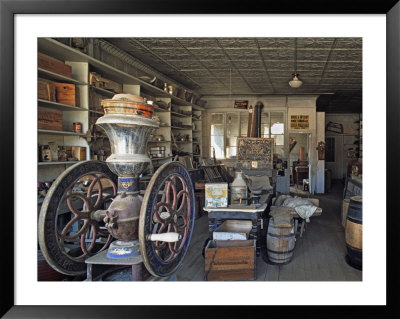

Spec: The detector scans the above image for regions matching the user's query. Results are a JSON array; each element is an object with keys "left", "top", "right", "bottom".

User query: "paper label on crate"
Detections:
[
  {"left": 213, "top": 232, "right": 247, "bottom": 240},
  {"left": 205, "top": 183, "right": 228, "bottom": 208}
]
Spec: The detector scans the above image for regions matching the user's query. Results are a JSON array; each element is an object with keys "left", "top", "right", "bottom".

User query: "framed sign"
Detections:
[
  {"left": 290, "top": 115, "right": 310, "bottom": 130},
  {"left": 234, "top": 100, "right": 248, "bottom": 109},
  {"left": 236, "top": 137, "right": 274, "bottom": 170}
]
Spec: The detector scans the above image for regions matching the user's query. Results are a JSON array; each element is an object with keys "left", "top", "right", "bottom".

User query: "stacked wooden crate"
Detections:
[
  {"left": 38, "top": 53, "right": 72, "bottom": 78},
  {"left": 38, "top": 108, "right": 63, "bottom": 131},
  {"left": 53, "top": 83, "right": 80, "bottom": 106},
  {"left": 38, "top": 78, "right": 56, "bottom": 102},
  {"left": 204, "top": 239, "right": 256, "bottom": 281},
  {"left": 204, "top": 220, "right": 256, "bottom": 281},
  {"left": 38, "top": 53, "right": 80, "bottom": 107},
  {"left": 66, "top": 146, "right": 87, "bottom": 161}
]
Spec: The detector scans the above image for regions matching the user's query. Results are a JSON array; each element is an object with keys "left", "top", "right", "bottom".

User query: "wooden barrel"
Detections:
[
  {"left": 341, "top": 198, "right": 350, "bottom": 228},
  {"left": 345, "top": 196, "right": 362, "bottom": 269},
  {"left": 266, "top": 218, "right": 295, "bottom": 264}
]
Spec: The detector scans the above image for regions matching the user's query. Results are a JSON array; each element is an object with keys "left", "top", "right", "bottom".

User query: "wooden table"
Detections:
[{"left": 203, "top": 193, "right": 273, "bottom": 255}]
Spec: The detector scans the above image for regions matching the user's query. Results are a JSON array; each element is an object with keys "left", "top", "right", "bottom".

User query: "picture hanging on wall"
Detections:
[{"left": 234, "top": 100, "right": 248, "bottom": 109}]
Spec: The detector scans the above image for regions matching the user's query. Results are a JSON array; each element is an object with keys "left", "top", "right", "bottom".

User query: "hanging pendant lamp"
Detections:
[{"left": 289, "top": 73, "right": 303, "bottom": 88}]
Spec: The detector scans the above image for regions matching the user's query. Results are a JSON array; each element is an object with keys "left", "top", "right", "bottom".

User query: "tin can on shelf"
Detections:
[{"left": 73, "top": 122, "right": 82, "bottom": 133}]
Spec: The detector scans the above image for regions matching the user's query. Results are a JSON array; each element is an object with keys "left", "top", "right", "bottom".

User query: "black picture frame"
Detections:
[
  {"left": 234, "top": 100, "right": 249, "bottom": 109},
  {"left": 1, "top": 0, "right": 398, "bottom": 317}
]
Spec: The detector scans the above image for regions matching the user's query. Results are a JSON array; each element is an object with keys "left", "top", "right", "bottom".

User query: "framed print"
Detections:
[
  {"left": 1, "top": 0, "right": 399, "bottom": 317},
  {"left": 234, "top": 100, "right": 249, "bottom": 109}
]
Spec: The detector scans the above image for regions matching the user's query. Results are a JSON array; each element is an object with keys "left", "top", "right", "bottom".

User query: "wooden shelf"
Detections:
[
  {"left": 38, "top": 129, "right": 86, "bottom": 136},
  {"left": 38, "top": 38, "right": 205, "bottom": 110},
  {"left": 38, "top": 161, "right": 79, "bottom": 166},
  {"left": 170, "top": 95, "right": 204, "bottom": 111},
  {"left": 38, "top": 38, "right": 168, "bottom": 98},
  {"left": 151, "top": 156, "right": 173, "bottom": 161},
  {"left": 148, "top": 141, "right": 171, "bottom": 143},
  {"left": 38, "top": 99, "right": 88, "bottom": 112},
  {"left": 89, "top": 110, "right": 105, "bottom": 115},
  {"left": 153, "top": 106, "right": 170, "bottom": 113},
  {"left": 38, "top": 68, "right": 86, "bottom": 85},
  {"left": 171, "top": 111, "right": 191, "bottom": 118},
  {"left": 171, "top": 126, "right": 192, "bottom": 130},
  {"left": 90, "top": 85, "right": 115, "bottom": 96}
]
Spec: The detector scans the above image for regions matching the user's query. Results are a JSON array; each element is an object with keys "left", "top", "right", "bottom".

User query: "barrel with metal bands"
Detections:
[
  {"left": 266, "top": 218, "right": 296, "bottom": 264},
  {"left": 345, "top": 195, "right": 362, "bottom": 268}
]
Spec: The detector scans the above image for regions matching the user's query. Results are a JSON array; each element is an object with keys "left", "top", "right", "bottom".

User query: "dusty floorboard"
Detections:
[{"left": 175, "top": 180, "right": 362, "bottom": 282}]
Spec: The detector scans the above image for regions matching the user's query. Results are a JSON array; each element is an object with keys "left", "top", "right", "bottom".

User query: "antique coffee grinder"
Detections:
[
  {"left": 38, "top": 94, "right": 195, "bottom": 280},
  {"left": 93, "top": 94, "right": 160, "bottom": 259}
]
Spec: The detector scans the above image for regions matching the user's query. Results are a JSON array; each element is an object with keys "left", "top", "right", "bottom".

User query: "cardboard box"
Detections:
[
  {"left": 53, "top": 83, "right": 79, "bottom": 106},
  {"left": 38, "top": 53, "right": 72, "bottom": 78},
  {"left": 40, "top": 146, "right": 52, "bottom": 162},
  {"left": 38, "top": 108, "right": 63, "bottom": 131},
  {"left": 38, "top": 78, "right": 56, "bottom": 101},
  {"left": 89, "top": 88, "right": 104, "bottom": 112},
  {"left": 71, "top": 146, "right": 86, "bottom": 161},
  {"left": 89, "top": 72, "right": 122, "bottom": 93},
  {"left": 48, "top": 142, "right": 58, "bottom": 161},
  {"left": 205, "top": 183, "right": 228, "bottom": 208},
  {"left": 213, "top": 220, "right": 252, "bottom": 241},
  {"left": 204, "top": 239, "right": 256, "bottom": 281}
]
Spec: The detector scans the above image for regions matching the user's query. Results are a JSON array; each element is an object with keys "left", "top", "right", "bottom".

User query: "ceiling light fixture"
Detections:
[{"left": 289, "top": 73, "right": 303, "bottom": 88}]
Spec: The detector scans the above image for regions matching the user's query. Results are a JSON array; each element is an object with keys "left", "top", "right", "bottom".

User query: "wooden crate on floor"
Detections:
[
  {"left": 53, "top": 82, "right": 79, "bottom": 106},
  {"left": 38, "top": 53, "right": 72, "bottom": 78},
  {"left": 204, "top": 239, "right": 256, "bottom": 281},
  {"left": 38, "top": 108, "right": 63, "bottom": 131},
  {"left": 38, "top": 78, "right": 56, "bottom": 101}
]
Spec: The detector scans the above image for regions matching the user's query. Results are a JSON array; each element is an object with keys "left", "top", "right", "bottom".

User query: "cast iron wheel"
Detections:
[
  {"left": 139, "top": 161, "right": 195, "bottom": 277},
  {"left": 38, "top": 160, "right": 118, "bottom": 276}
]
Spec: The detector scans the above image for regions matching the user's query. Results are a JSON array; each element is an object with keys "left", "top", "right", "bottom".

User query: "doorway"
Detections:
[{"left": 289, "top": 133, "right": 311, "bottom": 193}]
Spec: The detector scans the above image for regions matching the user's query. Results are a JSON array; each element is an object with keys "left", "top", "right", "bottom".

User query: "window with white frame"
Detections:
[{"left": 210, "top": 111, "right": 285, "bottom": 159}]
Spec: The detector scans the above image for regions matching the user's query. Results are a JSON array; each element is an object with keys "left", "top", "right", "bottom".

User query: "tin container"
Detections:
[
  {"left": 230, "top": 171, "right": 248, "bottom": 205},
  {"left": 73, "top": 122, "right": 82, "bottom": 133}
]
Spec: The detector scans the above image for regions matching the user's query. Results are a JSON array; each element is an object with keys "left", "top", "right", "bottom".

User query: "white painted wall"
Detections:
[
  {"left": 287, "top": 96, "right": 318, "bottom": 194},
  {"left": 201, "top": 95, "right": 322, "bottom": 194},
  {"left": 316, "top": 112, "right": 325, "bottom": 193},
  {"left": 325, "top": 113, "right": 361, "bottom": 180}
]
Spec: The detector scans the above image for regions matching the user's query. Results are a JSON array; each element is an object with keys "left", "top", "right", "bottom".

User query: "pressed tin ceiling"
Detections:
[{"left": 103, "top": 37, "right": 362, "bottom": 99}]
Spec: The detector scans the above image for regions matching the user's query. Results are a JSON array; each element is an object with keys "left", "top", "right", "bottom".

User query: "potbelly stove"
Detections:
[{"left": 38, "top": 94, "right": 195, "bottom": 280}]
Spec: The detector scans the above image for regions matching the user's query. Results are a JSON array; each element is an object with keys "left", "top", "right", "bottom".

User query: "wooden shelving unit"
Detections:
[
  {"left": 38, "top": 161, "right": 79, "bottom": 166},
  {"left": 37, "top": 38, "right": 205, "bottom": 182}
]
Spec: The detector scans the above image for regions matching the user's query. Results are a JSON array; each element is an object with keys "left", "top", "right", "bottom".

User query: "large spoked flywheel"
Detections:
[
  {"left": 38, "top": 161, "right": 118, "bottom": 276},
  {"left": 139, "top": 161, "right": 195, "bottom": 277}
]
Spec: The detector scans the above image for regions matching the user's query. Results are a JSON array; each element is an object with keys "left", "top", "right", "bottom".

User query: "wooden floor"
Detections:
[{"left": 176, "top": 180, "right": 362, "bottom": 281}]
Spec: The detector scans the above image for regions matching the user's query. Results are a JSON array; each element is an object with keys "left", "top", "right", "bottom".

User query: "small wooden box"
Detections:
[
  {"left": 71, "top": 146, "right": 86, "bottom": 161},
  {"left": 204, "top": 239, "right": 256, "bottom": 281},
  {"left": 89, "top": 72, "right": 123, "bottom": 93},
  {"left": 38, "top": 78, "right": 56, "bottom": 101},
  {"left": 213, "top": 220, "right": 252, "bottom": 241},
  {"left": 38, "top": 108, "right": 63, "bottom": 131},
  {"left": 38, "top": 53, "right": 72, "bottom": 78},
  {"left": 53, "top": 82, "right": 79, "bottom": 106}
]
